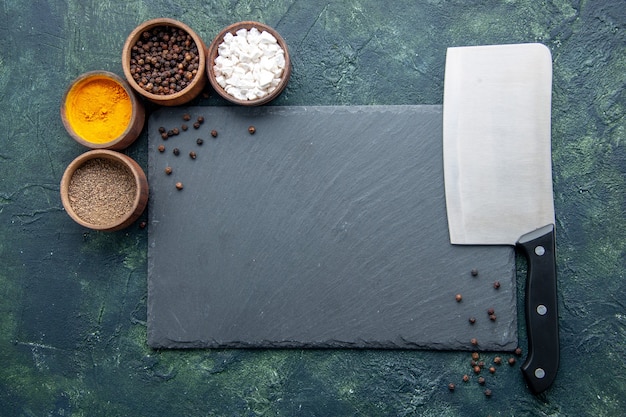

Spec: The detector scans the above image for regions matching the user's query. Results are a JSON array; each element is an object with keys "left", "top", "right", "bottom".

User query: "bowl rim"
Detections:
[
  {"left": 206, "top": 21, "right": 291, "bottom": 106},
  {"left": 122, "top": 17, "right": 207, "bottom": 102},
  {"left": 60, "top": 149, "right": 146, "bottom": 230},
  {"left": 60, "top": 70, "right": 144, "bottom": 149}
]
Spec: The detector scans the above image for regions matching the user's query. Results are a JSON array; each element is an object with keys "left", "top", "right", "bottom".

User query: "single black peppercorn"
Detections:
[
  {"left": 478, "top": 376, "right": 485, "bottom": 385},
  {"left": 210, "top": 130, "right": 218, "bottom": 138},
  {"left": 248, "top": 125, "right": 256, "bottom": 134},
  {"left": 183, "top": 113, "right": 191, "bottom": 121},
  {"left": 197, "top": 116, "right": 204, "bottom": 124},
  {"left": 175, "top": 182, "right": 184, "bottom": 190},
  {"left": 471, "top": 269, "right": 479, "bottom": 277},
  {"left": 455, "top": 294, "right": 463, "bottom": 302},
  {"left": 196, "top": 138, "right": 203, "bottom": 145},
  {"left": 167, "top": 130, "right": 175, "bottom": 137},
  {"left": 161, "top": 132, "right": 169, "bottom": 140},
  {"left": 469, "top": 317, "right": 476, "bottom": 324},
  {"left": 484, "top": 389, "right": 492, "bottom": 397},
  {"left": 487, "top": 308, "right": 495, "bottom": 316},
  {"left": 172, "top": 128, "right": 179, "bottom": 135},
  {"left": 193, "top": 122, "right": 200, "bottom": 129},
  {"left": 158, "top": 126, "right": 166, "bottom": 133},
  {"left": 189, "top": 151, "right": 196, "bottom": 159},
  {"left": 173, "top": 148, "right": 180, "bottom": 156},
  {"left": 158, "top": 145, "right": 165, "bottom": 152},
  {"left": 493, "top": 281, "right": 501, "bottom": 289},
  {"left": 164, "top": 166, "right": 172, "bottom": 175},
  {"left": 462, "top": 374, "right": 470, "bottom": 382},
  {"left": 448, "top": 383, "right": 455, "bottom": 392},
  {"left": 181, "top": 124, "right": 188, "bottom": 131}
]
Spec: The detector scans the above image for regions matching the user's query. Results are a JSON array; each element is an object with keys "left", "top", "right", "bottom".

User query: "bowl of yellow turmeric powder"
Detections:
[{"left": 61, "top": 71, "right": 145, "bottom": 150}]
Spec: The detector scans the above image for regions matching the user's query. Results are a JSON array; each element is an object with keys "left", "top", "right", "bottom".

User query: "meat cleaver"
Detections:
[{"left": 442, "top": 43, "right": 559, "bottom": 394}]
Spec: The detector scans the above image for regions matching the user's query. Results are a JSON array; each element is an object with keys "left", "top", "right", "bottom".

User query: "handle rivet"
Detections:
[
  {"left": 534, "top": 368, "right": 546, "bottom": 379},
  {"left": 536, "top": 304, "right": 548, "bottom": 315},
  {"left": 534, "top": 245, "right": 546, "bottom": 256}
]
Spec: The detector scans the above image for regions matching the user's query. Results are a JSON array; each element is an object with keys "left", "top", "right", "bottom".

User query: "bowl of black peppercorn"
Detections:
[{"left": 122, "top": 18, "right": 208, "bottom": 106}]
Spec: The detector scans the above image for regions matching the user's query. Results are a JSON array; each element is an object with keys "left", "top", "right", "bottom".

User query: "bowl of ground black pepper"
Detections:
[
  {"left": 60, "top": 150, "right": 149, "bottom": 231},
  {"left": 122, "top": 18, "right": 208, "bottom": 106},
  {"left": 61, "top": 71, "right": 145, "bottom": 150}
]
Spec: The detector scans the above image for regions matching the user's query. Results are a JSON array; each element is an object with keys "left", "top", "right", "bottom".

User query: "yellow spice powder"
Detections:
[{"left": 66, "top": 77, "right": 132, "bottom": 144}]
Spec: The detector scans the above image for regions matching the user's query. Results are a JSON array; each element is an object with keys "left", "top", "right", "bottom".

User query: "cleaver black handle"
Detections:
[{"left": 516, "top": 224, "right": 559, "bottom": 395}]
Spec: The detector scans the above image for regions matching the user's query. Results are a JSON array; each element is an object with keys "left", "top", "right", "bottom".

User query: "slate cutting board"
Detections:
[{"left": 147, "top": 105, "right": 517, "bottom": 350}]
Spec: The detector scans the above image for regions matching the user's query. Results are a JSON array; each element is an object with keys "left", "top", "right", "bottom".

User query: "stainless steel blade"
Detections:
[{"left": 443, "top": 43, "right": 555, "bottom": 245}]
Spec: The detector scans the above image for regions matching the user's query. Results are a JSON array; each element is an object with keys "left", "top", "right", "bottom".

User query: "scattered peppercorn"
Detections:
[
  {"left": 172, "top": 128, "right": 179, "bottom": 135},
  {"left": 158, "top": 145, "right": 165, "bottom": 152},
  {"left": 448, "top": 383, "right": 455, "bottom": 392},
  {"left": 508, "top": 357, "right": 516, "bottom": 366},
  {"left": 494, "top": 356, "right": 502, "bottom": 365},
  {"left": 515, "top": 347, "right": 522, "bottom": 356},
  {"left": 189, "top": 151, "right": 196, "bottom": 159},
  {"left": 478, "top": 361, "right": 485, "bottom": 368},
  {"left": 489, "top": 314, "right": 497, "bottom": 321},
  {"left": 484, "top": 389, "right": 492, "bottom": 397},
  {"left": 181, "top": 124, "right": 188, "bottom": 131},
  {"left": 471, "top": 352, "right": 480, "bottom": 360},
  {"left": 197, "top": 116, "right": 204, "bottom": 124},
  {"left": 489, "top": 366, "right": 496, "bottom": 374},
  {"left": 462, "top": 374, "right": 470, "bottom": 382},
  {"left": 175, "top": 182, "right": 184, "bottom": 190},
  {"left": 167, "top": 130, "right": 175, "bottom": 137},
  {"left": 471, "top": 338, "right": 478, "bottom": 346},
  {"left": 193, "top": 122, "right": 200, "bottom": 129},
  {"left": 248, "top": 125, "right": 256, "bottom": 134},
  {"left": 164, "top": 166, "right": 172, "bottom": 175},
  {"left": 173, "top": 148, "right": 180, "bottom": 156},
  {"left": 158, "top": 127, "right": 166, "bottom": 133},
  {"left": 487, "top": 308, "right": 495, "bottom": 316},
  {"left": 478, "top": 376, "right": 486, "bottom": 385},
  {"left": 473, "top": 365, "right": 481, "bottom": 374},
  {"left": 471, "top": 269, "right": 479, "bottom": 277},
  {"left": 161, "top": 132, "right": 169, "bottom": 140},
  {"left": 211, "top": 130, "right": 218, "bottom": 138},
  {"left": 196, "top": 138, "right": 203, "bottom": 145},
  {"left": 493, "top": 281, "right": 501, "bottom": 289},
  {"left": 455, "top": 294, "right": 463, "bottom": 302},
  {"left": 139, "top": 221, "right": 147, "bottom": 229},
  {"left": 469, "top": 317, "right": 476, "bottom": 324},
  {"left": 470, "top": 360, "right": 477, "bottom": 367},
  {"left": 183, "top": 114, "right": 191, "bottom": 121}
]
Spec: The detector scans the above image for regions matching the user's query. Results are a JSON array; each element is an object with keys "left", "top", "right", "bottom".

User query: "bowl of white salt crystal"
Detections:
[{"left": 207, "top": 21, "right": 291, "bottom": 106}]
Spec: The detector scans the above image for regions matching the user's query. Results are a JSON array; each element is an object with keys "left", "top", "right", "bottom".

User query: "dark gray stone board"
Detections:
[{"left": 147, "top": 105, "right": 516, "bottom": 350}]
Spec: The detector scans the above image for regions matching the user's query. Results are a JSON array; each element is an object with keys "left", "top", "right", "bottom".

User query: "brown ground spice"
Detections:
[{"left": 68, "top": 158, "right": 137, "bottom": 225}]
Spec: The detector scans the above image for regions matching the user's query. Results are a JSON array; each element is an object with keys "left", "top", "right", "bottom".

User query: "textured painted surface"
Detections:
[{"left": 0, "top": 0, "right": 624, "bottom": 416}]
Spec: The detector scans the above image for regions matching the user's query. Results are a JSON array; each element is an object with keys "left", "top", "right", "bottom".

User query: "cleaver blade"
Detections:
[{"left": 443, "top": 43, "right": 559, "bottom": 394}]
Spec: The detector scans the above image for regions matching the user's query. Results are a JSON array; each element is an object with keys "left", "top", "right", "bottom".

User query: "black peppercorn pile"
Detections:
[{"left": 129, "top": 26, "right": 200, "bottom": 95}]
